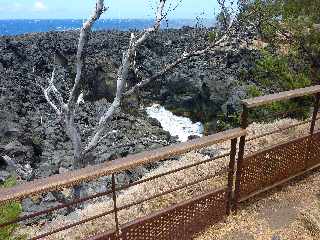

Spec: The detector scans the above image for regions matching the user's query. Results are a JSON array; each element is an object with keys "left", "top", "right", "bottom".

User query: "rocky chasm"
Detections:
[{"left": 0, "top": 28, "right": 257, "bottom": 214}]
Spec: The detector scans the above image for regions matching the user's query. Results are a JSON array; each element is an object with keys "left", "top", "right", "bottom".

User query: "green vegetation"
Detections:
[
  {"left": 208, "top": 31, "right": 218, "bottom": 43},
  {"left": 0, "top": 177, "right": 24, "bottom": 240},
  {"left": 253, "top": 50, "right": 311, "bottom": 91},
  {"left": 216, "top": 113, "right": 241, "bottom": 132},
  {"left": 247, "top": 85, "right": 262, "bottom": 98},
  {"left": 240, "top": 0, "right": 320, "bottom": 87},
  {"left": 248, "top": 98, "right": 311, "bottom": 124},
  {"left": 248, "top": 50, "right": 312, "bottom": 122},
  {"left": 236, "top": 0, "right": 320, "bottom": 123},
  {"left": 31, "top": 134, "right": 43, "bottom": 146}
]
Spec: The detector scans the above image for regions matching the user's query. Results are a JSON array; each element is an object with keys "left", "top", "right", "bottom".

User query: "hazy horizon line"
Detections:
[{"left": 0, "top": 18, "right": 215, "bottom": 21}]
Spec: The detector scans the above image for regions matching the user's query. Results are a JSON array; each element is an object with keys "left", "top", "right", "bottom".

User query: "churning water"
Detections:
[{"left": 146, "top": 104, "right": 204, "bottom": 142}]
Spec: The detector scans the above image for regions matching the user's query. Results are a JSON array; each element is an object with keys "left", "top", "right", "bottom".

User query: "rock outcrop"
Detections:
[{"left": 0, "top": 27, "right": 257, "bottom": 185}]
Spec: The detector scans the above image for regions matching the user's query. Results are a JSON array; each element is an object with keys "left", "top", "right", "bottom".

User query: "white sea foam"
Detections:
[{"left": 146, "top": 104, "right": 204, "bottom": 142}]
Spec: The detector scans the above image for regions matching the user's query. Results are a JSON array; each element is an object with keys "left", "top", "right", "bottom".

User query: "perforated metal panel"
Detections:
[
  {"left": 306, "top": 132, "right": 320, "bottom": 168},
  {"left": 88, "top": 189, "right": 226, "bottom": 240},
  {"left": 119, "top": 188, "right": 226, "bottom": 240},
  {"left": 237, "top": 132, "right": 320, "bottom": 200}
]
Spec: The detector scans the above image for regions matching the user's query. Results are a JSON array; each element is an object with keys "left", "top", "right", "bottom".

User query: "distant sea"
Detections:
[{"left": 0, "top": 19, "right": 215, "bottom": 36}]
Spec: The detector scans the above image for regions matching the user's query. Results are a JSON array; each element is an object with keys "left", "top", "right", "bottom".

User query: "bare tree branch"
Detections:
[
  {"left": 85, "top": 0, "right": 167, "bottom": 153},
  {"left": 85, "top": 33, "right": 136, "bottom": 153},
  {"left": 124, "top": 19, "right": 234, "bottom": 97},
  {"left": 65, "top": 115, "right": 83, "bottom": 167},
  {"left": 135, "top": 0, "right": 166, "bottom": 47},
  {"left": 39, "top": 0, "right": 106, "bottom": 169},
  {"left": 40, "top": 67, "right": 63, "bottom": 115},
  {"left": 49, "top": 62, "right": 66, "bottom": 111},
  {"left": 67, "top": 0, "right": 106, "bottom": 113}
]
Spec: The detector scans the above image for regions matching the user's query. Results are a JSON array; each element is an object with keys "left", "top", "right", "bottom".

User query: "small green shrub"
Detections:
[
  {"left": 247, "top": 85, "right": 262, "bottom": 98},
  {"left": 0, "top": 177, "right": 23, "bottom": 240},
  {"left": 245, "top": 50, "right": 313, "bottom": 123},
  {"left": 248, "top": 97, "right": 311, "bottom": 123},
  {"left": 31, "top": 134, "right": 43, "bottom": 146},
  {"left": 253, "top": 50, "right": 312, "bottom": 91},
  {"left": 208, "top": 31, "right": 217, "bottom": 42}
]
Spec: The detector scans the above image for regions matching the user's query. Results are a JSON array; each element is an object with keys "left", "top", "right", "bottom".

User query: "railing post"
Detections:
[
  {"left": 310, "top": 93, "right": 320, "bottom": 135},
  {"left": 112, "top": 173, "right": 121, "bottom": 238},
  {"left": 240, "top": 105, "right": 249, "bottom": 130},
  {"left": 233, "top": 104, "right": 249, "bottom": 212},
  {"left": 226, "top": 138, "right": 238, "bottom": 215},
  {"left": 305, "top": 93, "right": 320, "bottom": 170}
]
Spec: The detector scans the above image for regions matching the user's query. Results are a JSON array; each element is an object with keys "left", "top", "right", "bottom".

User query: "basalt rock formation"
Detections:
[{"left": 0, "top": 27, "right": 257, "bottom": 185}]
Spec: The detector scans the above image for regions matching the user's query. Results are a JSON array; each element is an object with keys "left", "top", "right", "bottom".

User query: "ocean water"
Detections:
[
  {"left": 0, "top": 19, "right": 215, "bottom": 36},
  {"left": 146, "top": 104, "right": 204, "bottom": 142}
]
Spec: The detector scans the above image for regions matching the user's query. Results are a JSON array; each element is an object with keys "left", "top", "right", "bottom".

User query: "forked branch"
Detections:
[
  {"left": 85, "top": 0, "right": 167, "bottom": 153},
  {"left": 41, "top": 0, "right": 106, "bottom": 166},
  {"left": 124, "top": 18, "right": 235, "bottom": 97},
  {"left": 68, "top": 0, "right": 106, "bottom": 114}
]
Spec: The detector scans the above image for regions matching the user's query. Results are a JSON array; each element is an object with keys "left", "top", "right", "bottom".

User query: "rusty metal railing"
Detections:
[
  {"left": 234, "top": 85, "right": 320, "bottom": 210},
  {"left": 0, "top": 128, "right": 246, "bottom": 240},
  {"left": 2, "top": 85, "right": 320, "bottom": 239}
]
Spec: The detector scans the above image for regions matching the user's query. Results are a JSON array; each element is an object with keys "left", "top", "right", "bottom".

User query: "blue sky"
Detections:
[{"left": 0, "top": 0, "right": 220, "bottom": 19}]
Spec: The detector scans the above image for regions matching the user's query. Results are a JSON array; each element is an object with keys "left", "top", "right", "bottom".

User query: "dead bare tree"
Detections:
[{"left": 38, "top": 0, "right": 236, "bottom": 179}]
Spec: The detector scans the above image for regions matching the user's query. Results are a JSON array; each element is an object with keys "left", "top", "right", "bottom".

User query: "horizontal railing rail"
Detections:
[
  {"left": 0, "top": 128, "right": 246, "bottom": 205},
  {"left": 242, "top": 85, "right": 320, "bottom": 108},
  {"left": 245, "top": 129, "right": 320, "bottom": 160},
  {"left": 115, "top": 152, "right": 231, "bottom": 192}
]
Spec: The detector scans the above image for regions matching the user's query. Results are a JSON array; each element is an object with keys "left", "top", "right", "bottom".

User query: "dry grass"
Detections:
[{"left": 15, "top": 118, "right": 320, "bottom": 239}]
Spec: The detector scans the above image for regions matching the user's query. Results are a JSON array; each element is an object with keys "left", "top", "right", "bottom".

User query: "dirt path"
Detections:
[{"left": 195, "top": 170, "right": 320, "bottom": 240}]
